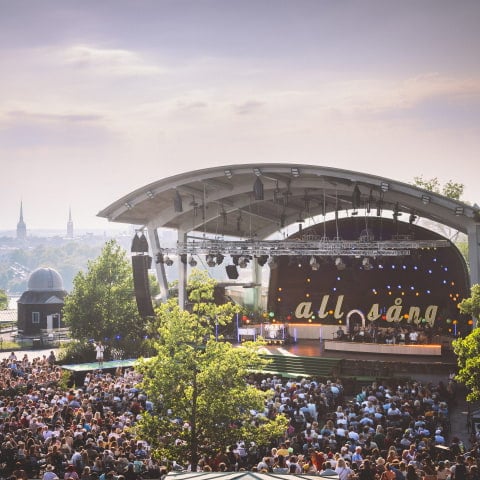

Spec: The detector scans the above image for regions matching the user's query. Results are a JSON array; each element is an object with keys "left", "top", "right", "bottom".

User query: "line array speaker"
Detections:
[{"left": 132, "top": 255, "right": 155, "bottom": 317}]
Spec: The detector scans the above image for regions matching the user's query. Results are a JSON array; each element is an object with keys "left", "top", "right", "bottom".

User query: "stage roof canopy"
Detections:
[{"left": 98, "top": 164, "right": 479, "bottom": 239}]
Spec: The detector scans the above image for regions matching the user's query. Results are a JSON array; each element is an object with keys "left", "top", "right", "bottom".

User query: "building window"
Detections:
[{"left": 32, "top": 312, "right": 40, "bottom": 324}]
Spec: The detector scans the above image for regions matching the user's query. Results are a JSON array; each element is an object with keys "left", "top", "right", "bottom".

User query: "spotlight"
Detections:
[
  {"left": 180, "top": 254, "right": 187, "bottom": 264},
  {"left": 155, "top": 253, "right": 164, "bottom": 264},
  {"left": 253, "top": 177, "right": 264, "bottom": 200},
  {"left": 310, "top": 256, "right": 320, "bottom": 271},
  {"left": 206, "top": 254, "right": 216, "bottom": 267},
  {"left": 352, "top": 185, "right": 361, "bottom": 209},
  {"left": 362, "top": 257, "right": 373, "bottom": 270},
  {"left": 238, "top": 256, "right": 250, "bottom": 268},
  {"left": 335, "top": 257, "right": 346, "bottom": 271},
  {"left": 188, "top": 256, "right": 197, "bottom": 267},
  {"left": 216, "top": 254, "right": 225, "bottom": 265},
  {"left": 257, "top": 255, "right": 269, "bottom": 267},
  {"left": 267, "top": 257, "right": 277, "bottom": 268},
  {"left": 164, "top": 255, "right": 174, "bottom": 266}
]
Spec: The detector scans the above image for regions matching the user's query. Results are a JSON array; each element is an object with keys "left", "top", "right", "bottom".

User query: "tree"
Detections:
[
  {"left": 452, "top": 284, "right": 480, "bottom": 401},
  {"left": 0, "top": 288, "right": 7, "bottom": 309},
  {"left": 412, "top": 175, "right": 464, "bottom": 200},
  {"left": 136, "top": 270, "right": 288, "bottom": 471},
  {"left": 62, "top": 240, "right": 148, "bottom": 359}
]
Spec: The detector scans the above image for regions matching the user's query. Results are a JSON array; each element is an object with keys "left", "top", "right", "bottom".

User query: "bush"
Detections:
[{"left": 57, "top": 340, "right": 95, "bottom": 364}]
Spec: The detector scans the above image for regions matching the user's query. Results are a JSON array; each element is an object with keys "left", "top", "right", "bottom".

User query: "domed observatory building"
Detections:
[{"left": 17, "top": 267, "right": 67, "bottom": 336}]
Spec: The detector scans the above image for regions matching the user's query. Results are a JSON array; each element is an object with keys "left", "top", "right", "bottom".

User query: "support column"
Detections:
[
  {"left": 467, "top": 223, "right": 480, "bottom": 326},
  {"left": 148, "top": 227, "right": 168, "bottom": 302},
  {"left": 178, "top": 229, "right": 188, "bottom": 310}
]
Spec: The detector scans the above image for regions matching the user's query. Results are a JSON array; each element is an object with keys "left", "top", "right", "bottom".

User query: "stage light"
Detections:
[
  {"left": 253, "top": 167, "right": 262, "bottom": 176},
  {"left": 206, "top": 254, "right": 216, "bottom": 267},
  {"left": 238, "top": 256, "right": 249, "bottom": 268},
  {"left": 180, "top": 254, "right": 187, "bottom": 265},
  {"left": 164, "top": 255, "right": 174, "bottom": 266},
  {"left": 352, "top": 185, "right": 361, "bottom": 209},
  {"left": 216, "top": 254, "right": 225, "bottom": 265},
  {"left": 124, "top": 202, "right": 132, "bottom": 209},
  {"left": 257, "top": 255, "right": 269, "bottom": 266},
  {"left": 335, "top": 257, "right": 346, "bottom": 270},
  {"left": 380, "top": 182, "right": 389, "bottom": 192},
  {"left": 310, "top": 256, "right": 320, "bottom": 270},
  {"left": 267, "top": 257, "right": 277, "bottom": 268},
  {"left": 224, "top": 169, "right": 233, "bottom": 179},
  {"left": 146, "top": 190, "right": 155, "bottom": 199},
  {"left": 362, "top": 257, "right": 373, "bottom": 270},
  {"left": 253, "top": 177, "right": 264, "bottom": 200},
  {"left": 173, "top": 190, "right": 183, "bottom": 212},
  {"left": 188, "top": 256, "right": 197, "bottom": 267}
]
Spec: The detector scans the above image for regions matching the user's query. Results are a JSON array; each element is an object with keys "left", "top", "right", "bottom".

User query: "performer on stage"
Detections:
[{"left": 93, "top": 340, "right": 105, "bottom": 368}]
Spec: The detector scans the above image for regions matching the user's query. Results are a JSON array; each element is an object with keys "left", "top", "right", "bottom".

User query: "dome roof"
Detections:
[{"left": 27, "top": 267, "right": 64, "bottom": 291}]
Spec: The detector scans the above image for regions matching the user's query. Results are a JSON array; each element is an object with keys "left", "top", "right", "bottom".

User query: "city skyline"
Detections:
[{"left": 0, "top": 1, "right": 479, "bottom": 231}]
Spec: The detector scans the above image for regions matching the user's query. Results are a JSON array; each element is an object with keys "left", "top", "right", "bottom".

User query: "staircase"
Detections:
[{"left": 257, "top": 354, "right": 342, "bottom": 379}]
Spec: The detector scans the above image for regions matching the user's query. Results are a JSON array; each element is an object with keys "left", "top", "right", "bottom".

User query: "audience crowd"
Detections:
[{"left": 0, "top": 350, "right": 478, "bottom": 480}]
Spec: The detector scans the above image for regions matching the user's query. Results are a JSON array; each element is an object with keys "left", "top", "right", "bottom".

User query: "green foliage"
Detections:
[
  {"left": 412, "top": 176, "right": 464, "bottom": 200},
  {"left": 453, "top": 285, "right": 480, "bottom": 401},
  {"left": 136, "top": 270, "right": 288, "bottom": 470},
  {"left": 57, "top": 369, "right": 73, "bottom": 391},
  {"left": 62, "top": 240, "right": 149, "bottom": 359},
  {"left": 58, "top": 339, "right": 96, "bottom": 364},
  {"left": 458, "top": 284, "right": 480, "bottom": 320},
  {"left": 0, "top": 288, "right": 7, "bottom": 309}
]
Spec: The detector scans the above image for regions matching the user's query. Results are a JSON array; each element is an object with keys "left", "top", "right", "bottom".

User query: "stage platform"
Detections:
[
  {"left": 324, "top": 339, "right": 442, "bottom": 356},
  {"left": 61, "top": 358, "right": 137, "bottom": 372}
]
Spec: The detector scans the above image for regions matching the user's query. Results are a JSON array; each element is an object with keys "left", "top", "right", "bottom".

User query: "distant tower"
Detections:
[
  {"left": 67, "top": 207, "right": 74, "bottom": 238},
  {"left": 17, "top": 201, "right": 27, "bottom": 240}
]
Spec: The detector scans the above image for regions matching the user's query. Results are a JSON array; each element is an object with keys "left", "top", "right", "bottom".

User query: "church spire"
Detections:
[
  {"left": 17, "top": 201, "right": 27, "bottom": 240},
  {"left": 67, "top": 207, "right": 74, "bottom": 238}
]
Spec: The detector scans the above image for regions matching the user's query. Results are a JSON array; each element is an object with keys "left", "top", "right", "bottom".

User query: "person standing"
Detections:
[{"left": 94, "top": 341, "right": 105, "bottom": 368}]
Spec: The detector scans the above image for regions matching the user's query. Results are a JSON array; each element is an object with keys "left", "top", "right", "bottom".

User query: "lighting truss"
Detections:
[{"left": 158, "top": 237, "right": 450, "bottom": 258}]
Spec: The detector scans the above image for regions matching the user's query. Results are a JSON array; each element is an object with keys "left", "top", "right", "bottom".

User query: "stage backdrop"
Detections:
[{"left": 267, "top": 217, "right": 470, "bottom": 336}]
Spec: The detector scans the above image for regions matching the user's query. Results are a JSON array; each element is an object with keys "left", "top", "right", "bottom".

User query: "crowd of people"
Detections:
[{"left": 0, "top": 349, "right": 477, "bottom": 480}]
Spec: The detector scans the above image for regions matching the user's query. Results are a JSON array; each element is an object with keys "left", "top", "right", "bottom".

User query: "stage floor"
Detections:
[{"left": 261, "top": 339, "right": 455, "bottom": 365}]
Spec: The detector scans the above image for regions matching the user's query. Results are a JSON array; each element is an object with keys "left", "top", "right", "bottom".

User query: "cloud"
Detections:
[
  {"left": 7, "top": 111, "right": 104, "bottom": 123},
  {"left": 234, "top": 100, "right": 265, "bottom": 115},
  {"left": 62, "top": 45, "right": 165, "bottom": 76},
  {"left": 0, "top": 110, "right": 114, "bottom": 149}
]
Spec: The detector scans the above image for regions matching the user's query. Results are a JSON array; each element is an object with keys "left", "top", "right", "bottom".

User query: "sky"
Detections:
[{"left": 0, "top": 0, "right": 479, "bottom": 232}]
